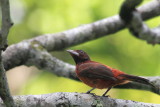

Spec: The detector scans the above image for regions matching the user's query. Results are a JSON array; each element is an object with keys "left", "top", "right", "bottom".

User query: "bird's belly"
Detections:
[{"left": 79, "top": 77, "right": 114, "bottom": 89}]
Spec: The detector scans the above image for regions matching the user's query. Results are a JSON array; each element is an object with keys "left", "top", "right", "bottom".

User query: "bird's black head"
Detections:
[{"left": 67, "top": 50, "right": 90, "bottom": 64}]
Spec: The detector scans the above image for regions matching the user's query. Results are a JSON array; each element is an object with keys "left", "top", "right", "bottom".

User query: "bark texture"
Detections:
[{"left": 0, "top": 92, "right": 159, "bottom": 107}]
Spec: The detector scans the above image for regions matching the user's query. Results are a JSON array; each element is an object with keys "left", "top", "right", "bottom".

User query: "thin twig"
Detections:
[
  {"left": 0, "top": 0, "right": 13, "bottom": 50},
  {"left": 0, "top": 51, "right": 15, "bottom": 107},
  {"left": 0, "top": 0, "right": 15, "bottom": 106}
]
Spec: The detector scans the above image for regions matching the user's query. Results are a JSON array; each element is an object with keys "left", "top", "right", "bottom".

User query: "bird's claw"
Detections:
[
  {"left": 86, "top": 92, "right": 96, "bottom": 96},
  {"left": 102, "top": 95, "right": 110, "bottom": 97},
  {"left": 86, "top": 91, "right": 91, "bottom": 94}
]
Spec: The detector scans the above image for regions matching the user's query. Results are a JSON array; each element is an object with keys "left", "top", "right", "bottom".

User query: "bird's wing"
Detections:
[{"left": 78, "top": 62, "right": 117, "bottom": 81}]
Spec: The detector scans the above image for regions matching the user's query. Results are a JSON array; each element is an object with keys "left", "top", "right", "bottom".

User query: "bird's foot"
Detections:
[
  {"left": 86, "top": 92, "right": 96, "bottom": 96},
  {"left": 102, "top": 94, "right": 110, "bottom": 97},
  {"left": 86, "top": 91, "right": 90, "bottom": 94}
]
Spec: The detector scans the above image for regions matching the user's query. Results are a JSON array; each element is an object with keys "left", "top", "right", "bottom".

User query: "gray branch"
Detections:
[
  {"left": 115, "top": 76, "right": 160, "bottom": 95},
  {"left": 2, "top": 0, "right": 160, "bottom": 70},
  {"left": 0, "top": 53, "right": 15, "bottom": 107},
  {"left": 0, "top": 0, "right": 13, "bottom": 50},
  {"left": 0, "top": 92, "right": 159, "bottom": 107},
  {"left": 4, "top": 0, "right": 158, "bottom": 52},
  {"left": 0, "top": 0, "right": 159, "bottom": 105},
  {"left": 3, "top": 41, "right": 160, "bottom": 95},
  {"left": 2, "top": 41, "right": 77, "bottom": 80},
  {"left": 0, "top": 0, "right": 15, "bottom": 106},
  {"left": 26, "top": 44, "right": 160, "bottom": 95},
  {"left": 131, "top": 12, "right": 160, "bottom": 44},
  {"left": 120, "top": 0, "right": 160, "bottom": 44},
  {"left": 1, "top": 0, "right": 160, "bottom": 96}
]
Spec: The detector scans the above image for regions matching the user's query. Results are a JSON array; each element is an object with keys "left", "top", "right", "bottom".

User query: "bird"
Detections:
[{"left": 67, "top": 49, "right": 155, "bottom": 96}]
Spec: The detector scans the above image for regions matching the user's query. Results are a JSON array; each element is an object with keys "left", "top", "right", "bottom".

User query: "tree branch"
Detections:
[
  {"left": 2, "top": 0, "right": 160, "bottom": 71},
  {"left": 3, "top": 0, "right": 158, "bottom": 53},
  {"left": 2, "top": 41, "right": 77, "bottom": 80},
  {"left": 0, "top": 0, "right": 158, "bottom": 106},
  {"left": 2, "top": 0, "right": 160, "bottom": 95},
  {"left": 115, "top": 76, "right": 160, "bottom": 95},
  {"left": 0, "top": 92, "right": 159, "bottom": 107},
  {"left": 120, "top": 0, "right": 160, "bottom": 44},
  {"left": 0, "top": 0, "right": 15, "bottom": 106},
  {"left": 3, "top": 41, "right": 160, "bottom": 95},
  {"left": 26, "top": 41, "right": 78, "bottom": 81},
  {"left": 27, "top": 46, "right": 160, "bottom": 95},
  {"left": 0, "top": 0, "right": 13, "bottom": 50},
  {"left": 0, "top": 52, "right": 15, "bottom": 107}
]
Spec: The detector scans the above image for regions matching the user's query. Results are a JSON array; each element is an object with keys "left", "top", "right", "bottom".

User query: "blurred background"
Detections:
[{"left": 5, "top": 0, "right": 160, "bottom": 104}]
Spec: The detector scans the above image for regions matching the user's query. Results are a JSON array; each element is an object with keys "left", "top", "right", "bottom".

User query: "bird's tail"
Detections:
[{"left": 119, "top": 74, "right": 155, "bottom": 88}]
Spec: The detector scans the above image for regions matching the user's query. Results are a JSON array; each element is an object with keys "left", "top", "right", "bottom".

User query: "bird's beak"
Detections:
[{"left": 67, "top": 50, "right": 79, "bottom": 56}]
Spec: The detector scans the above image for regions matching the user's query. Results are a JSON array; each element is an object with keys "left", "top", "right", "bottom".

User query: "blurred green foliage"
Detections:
[{"left": 7, "top": 0, "right": 160, "bottom": 104}]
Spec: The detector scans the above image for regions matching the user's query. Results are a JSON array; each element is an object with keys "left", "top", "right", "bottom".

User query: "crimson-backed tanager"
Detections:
[{"left": 67, "top": 50, "right": 155, "bottom": 96}]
